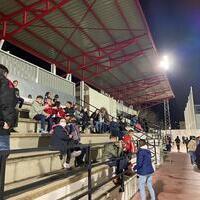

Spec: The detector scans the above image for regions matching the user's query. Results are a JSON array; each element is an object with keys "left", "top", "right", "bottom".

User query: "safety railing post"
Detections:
[
  {"left": 0, "top": 153, "right": 7, "bottom": 200},
  {"left": 153, "top": 139, "right": 157, "bottom": 165},
  {"left": 87, "top": 146, "right": 92, "bottom": 200}
]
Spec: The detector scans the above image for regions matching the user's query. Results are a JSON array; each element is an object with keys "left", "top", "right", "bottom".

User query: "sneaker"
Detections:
[
  {"left": 41, "top": 130, "right": 48, "bottom": 134},
  {"left": 71, "top": 150, "right": 82, "bottom": 157},
  {"left": 63, "top": 163, "right": 71, "bottom": 169}
]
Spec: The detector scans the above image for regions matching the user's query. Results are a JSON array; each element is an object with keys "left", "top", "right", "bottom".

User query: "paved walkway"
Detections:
[{"left": 133, "top": 149, "right": 200, "bottom": 200}]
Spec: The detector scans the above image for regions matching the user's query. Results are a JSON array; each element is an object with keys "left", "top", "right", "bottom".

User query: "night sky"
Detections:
[
  {"left": 140, "top": 0, "right": 200, "bottom": 124},
  {"left": 3, "top": 0, "right": 200, "bottom": 127}
]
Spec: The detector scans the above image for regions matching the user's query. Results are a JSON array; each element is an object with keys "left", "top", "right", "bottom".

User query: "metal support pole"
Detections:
[
  {"left": 87, "top": 146, "right": 92, "bottom": 200},
  {"left": 0, "top": 153, "right": 8, "bottom": 200}
]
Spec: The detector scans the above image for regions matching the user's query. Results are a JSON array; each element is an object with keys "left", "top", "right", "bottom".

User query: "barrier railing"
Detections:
[{"left": 0, "top": 138, "right": 159, "bottom": 200}]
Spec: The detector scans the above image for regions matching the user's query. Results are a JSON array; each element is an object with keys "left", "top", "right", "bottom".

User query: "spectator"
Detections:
[
  {"left": 13, "top": 80, "right": 24, "bottom": 109},
  {"left": 29, "top": 95, "right": 51, "bottom": 134},
  {"left": 64, "top": 101, "right": 75, "bottom": 116},
  {"left": 80, "top": 108, "right": 90, "bottom": 132},
  {"left": 44, "top": 92, "right": 52, "bottom": 104},
  {"left": 110, "top": 118, "right": 121, "bottom": 138},
  {"left": 53, "top": 101, "right": 65, "bottom": 124},
  {"left": 166, "top": 136, "right": 172, "bottom": 152},
  {"left": 53, "top": 94, "right": 59, "bottom": 104},
  {"left": 91, "top": 109, "right": 100, "bottom": 133},
  {"left": 195, "top": 137, "right": 200, "bottom": 169},
  {"left": 175, "top": 136, "right": 181, "bottom": 152},
  {"left": 28, "top": 94, "right": 32, "bottom": 99},
  {"left": 68, "top": 117, "right": 86, "bottom": 167},
  {"left": 49, "top": 118, "right": 81, "bottom": 169},
  {"left": 0, "top": 64, "right": 17, "bottom": 151},
  {"left": 185, "top": 137, "right": 189, "bottom": 152},
  {"left": 133, "top": 139, "right": 155, "bottom": 200},
  {"left": 130, "top": 115, "right": 138, "bottom": 127},
  {"left": 182, "top": 136, "right": 185, "bottom": 144},
  {"left": 103, "top": 135, "right": 129, "bottom": 186},
  {"left": 188, "top": 137, "right": 197, "bottom": 165}
]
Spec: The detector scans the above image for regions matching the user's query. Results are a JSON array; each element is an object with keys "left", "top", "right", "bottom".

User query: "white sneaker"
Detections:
[
  {"left": 71, "top": 150, "right": 82, "bottom": 157},
  {"left": 63, "top": 163, "right": 71, "bottom": 169},
  {"left": 41, "top": 130, "right": 48, "bottom": 134}
]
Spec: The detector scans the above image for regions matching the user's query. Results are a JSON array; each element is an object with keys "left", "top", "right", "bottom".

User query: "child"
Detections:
[{"left": 50, "top": 118, "right": 81, "bottom": 169}]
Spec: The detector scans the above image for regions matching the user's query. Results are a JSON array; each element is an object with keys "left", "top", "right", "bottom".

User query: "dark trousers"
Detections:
[{"left": 34, "top": 114, "right": 53, "bottom": 132}]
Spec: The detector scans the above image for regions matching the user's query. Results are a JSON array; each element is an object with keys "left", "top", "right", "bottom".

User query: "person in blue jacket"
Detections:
[{"left": 133, "top": 139, "right": 155, "bottom": 200}]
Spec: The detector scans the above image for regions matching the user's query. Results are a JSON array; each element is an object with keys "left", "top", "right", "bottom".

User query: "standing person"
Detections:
[
  {"left": 0, "top": 64, "right": 17, "bottom": 198},
  {"left": 188, "top": 137, "right": 197, "bottom": 165},
  {"left": 175, "top": 136, "right": 181, "bottom": 152},
  {"left": 13, "top": 80, "right": 24, "bottom": 109},
  {"left": 133, "top": 139, "right": 155, "bottom": 200}
]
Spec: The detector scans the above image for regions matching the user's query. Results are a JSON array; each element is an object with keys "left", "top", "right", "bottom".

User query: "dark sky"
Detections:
[
  {"left": 3, "top": 0, "right": 200, "bottom": 125},
  {"left": 140, "top": 0, "right": 200, "bottom": 123}
]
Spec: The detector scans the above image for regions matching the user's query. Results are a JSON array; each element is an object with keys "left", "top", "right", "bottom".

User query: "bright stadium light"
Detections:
[{"left": 160, "top": 55, "right": 170, "bottom": 71}]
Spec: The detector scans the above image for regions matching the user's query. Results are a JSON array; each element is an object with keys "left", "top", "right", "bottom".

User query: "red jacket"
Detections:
[
  {"left": 122, "top": 134, "right": 136, "bottom": 153},
  {"left": 44, "top": 104, "right": 53, "bottom": 115}
]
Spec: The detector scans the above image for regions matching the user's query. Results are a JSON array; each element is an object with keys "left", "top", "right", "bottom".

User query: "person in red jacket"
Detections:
[
  {"left": 43, "top": 97, "right": 53, "bottom": 131},
  {"left": 122, "top": 130, "right": 137, "bottom": 155},
  {"left": 53, "top": 101, "right": 66, "bottom": 124}
]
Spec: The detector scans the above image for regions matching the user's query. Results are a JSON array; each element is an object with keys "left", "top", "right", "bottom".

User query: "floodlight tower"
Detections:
[{"left": 164, "top": 99, "right": 171, "bottom": 135}]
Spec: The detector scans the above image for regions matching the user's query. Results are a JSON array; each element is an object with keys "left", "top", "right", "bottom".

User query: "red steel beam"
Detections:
[
  {"left": 106, "top": 74, "right": 166, "bottom": 91},
  {"left": 82, "top": 0, "right": 136, "bottom": 81},
  {"left": 1, "top": 0, "right": 72, "bottom": 39},
  {"left": 83, "top": 49, "right": 150, "bottom": 81}
]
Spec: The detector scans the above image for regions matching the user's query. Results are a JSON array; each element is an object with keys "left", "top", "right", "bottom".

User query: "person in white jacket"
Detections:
[{"left": 188, "top": 137, "right": 197, "bottom": 165}]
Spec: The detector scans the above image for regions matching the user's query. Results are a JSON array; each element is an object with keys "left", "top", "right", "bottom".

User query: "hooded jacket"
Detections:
[
  {"left": 134, "top": 145, "right": 154, "bottom": 175},
  {"left": 0, "top": 75, "right": 17, "bottom": 135}
]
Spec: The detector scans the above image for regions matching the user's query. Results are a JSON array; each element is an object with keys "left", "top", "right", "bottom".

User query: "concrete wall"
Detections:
[{"left": 0, "top": 50, "right": 75, "bottom": 104}]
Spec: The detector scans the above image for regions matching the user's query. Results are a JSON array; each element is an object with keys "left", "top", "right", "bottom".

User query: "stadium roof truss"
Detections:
[{"left": 0, "top": 0, "right": 174, "bottom": 107}]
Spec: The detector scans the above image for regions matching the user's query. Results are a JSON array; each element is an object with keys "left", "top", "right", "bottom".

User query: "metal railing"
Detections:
[{"left": 0, "top": 138, "right": 160, "bottom": 200}]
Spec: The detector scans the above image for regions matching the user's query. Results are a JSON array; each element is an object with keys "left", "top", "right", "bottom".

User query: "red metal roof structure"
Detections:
[{"left": 0, "top": 0, "right": 174, "bottom": 107}]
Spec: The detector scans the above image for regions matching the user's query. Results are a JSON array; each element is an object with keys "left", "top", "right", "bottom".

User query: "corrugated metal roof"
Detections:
[{"left": 0, "top": 0, "right": 174, "bottom": 106}]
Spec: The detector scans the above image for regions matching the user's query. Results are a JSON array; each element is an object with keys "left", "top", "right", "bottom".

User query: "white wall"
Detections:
[
  {"left": 0, "top": 50, "right": 75, "bottom": 104},
  {"left": 88, "top": 87, "right": 117, "bottom": 117}
]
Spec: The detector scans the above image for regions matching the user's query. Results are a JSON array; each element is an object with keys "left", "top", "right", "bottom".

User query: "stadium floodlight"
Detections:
[{"left": 160, "top": 55, "right": 170, "bottom": 71}]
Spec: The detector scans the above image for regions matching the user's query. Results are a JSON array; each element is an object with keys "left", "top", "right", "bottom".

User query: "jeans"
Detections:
[
  {"left": 139, "top": 174, "right": 155, "bottom": 200},
  {"left": 34, "top": 115, "right": 53, "bottom": 132},
  {"left": 188, "top": 151, "right": 196, "bottom": 164},
  {"left": 0, "top": 135, "right": 10, "bottom": 151}
]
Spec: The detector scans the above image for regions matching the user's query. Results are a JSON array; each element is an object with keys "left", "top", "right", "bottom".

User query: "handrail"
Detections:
[{"left": 0, "top": 138, "right": 160, "bottom": 200}]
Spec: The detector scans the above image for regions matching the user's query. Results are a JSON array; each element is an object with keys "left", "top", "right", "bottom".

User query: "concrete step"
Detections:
[
  {"left": 10, "top": 133, "right": 110, "bottom": 149},
  {"left": 15, "top": 118, "right": 39, "bottom": 133},
  {"left": 5, "top": 164, "right": 112, "bottom": 200}
]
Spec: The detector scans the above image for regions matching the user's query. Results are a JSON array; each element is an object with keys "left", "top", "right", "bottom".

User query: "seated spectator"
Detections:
[
  {"left": 64, "top": 101, "right": 75, "bottom": 116},
  {"left": 49, "top": 118, "right": 81, "bottom": 169},
  {"left": 53, "top": 94, "right": 59, "bottom": 104},
  {"left": 28, "top": 94, "right": 32, "bottom": 99},
  {"left": 130, "top": 115, "right": 138, "bottom": 127},
  {"left": 53, "top": 101, "right": 66, "bottom": 124},
  {"left": 13, "top": 80, "right": 24, "bottom": 109},
  {"left": 29, "top": 95, "right": 52, "bottom": 134},
  {"left": 110, "top": 118, "right": 120, "bottom": 138},
  {"left": 44, "top": 92, "right": 52, "bottom": 104},
  {"left": 74, "top": 104, "right": 81, "bottom": 124},
  {"left": 68, "top": 117, "right": 86, "bottom": 167},
  {"left": 80, "top": 108, "right": 90, "bottom": 132},
  {"left": 122, "top": 130, "right": 137, "bottom": 156},
  {"left": 103, "top": 135, "right": 129, "bottom": 186},
  {"left": 91, "top": 109, "right": 100, "bottom": 133}
]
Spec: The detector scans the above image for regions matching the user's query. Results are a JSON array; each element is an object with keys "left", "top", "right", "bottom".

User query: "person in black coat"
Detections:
[
  {"left": 0, "top": 64, "right": 17, "bottom": 197},
  {"left": 0, "top": 64, "right": 17, "bottom": 150},
  {"left": 49, "top": 118, "right": 81, "bottom": 169}
]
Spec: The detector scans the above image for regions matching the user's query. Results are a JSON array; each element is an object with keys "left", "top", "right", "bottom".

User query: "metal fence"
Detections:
[{"left": 0, "top": 137, "right": 160, "bottom": 200}]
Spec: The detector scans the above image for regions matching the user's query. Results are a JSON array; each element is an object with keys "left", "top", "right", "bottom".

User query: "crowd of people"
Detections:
[{"left": 0, "top": 64, "right": 156, "bottom": 200}]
